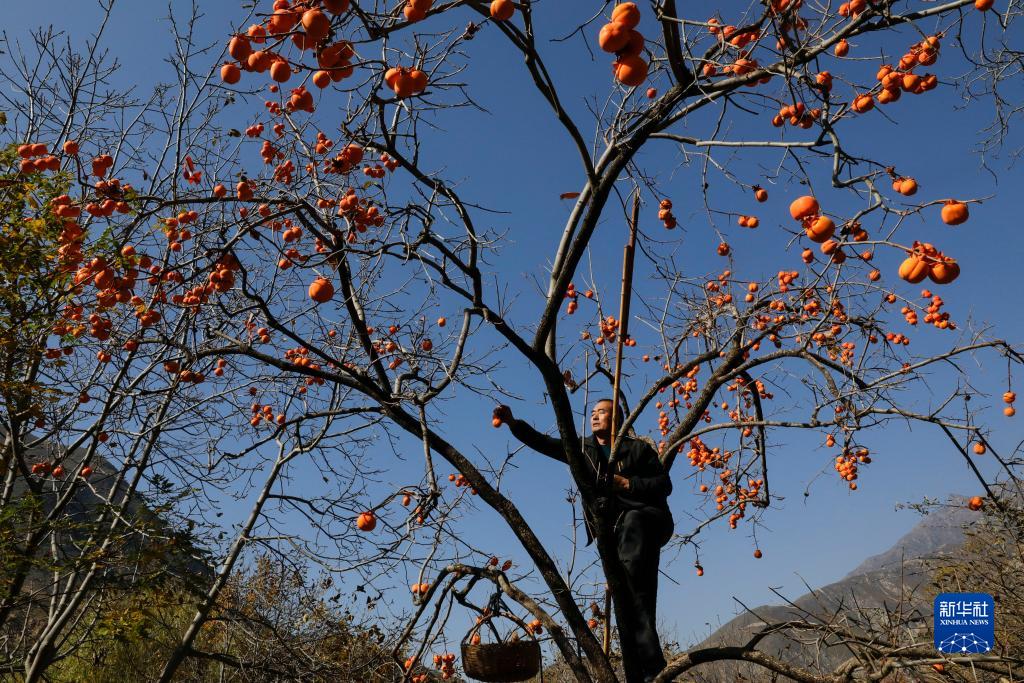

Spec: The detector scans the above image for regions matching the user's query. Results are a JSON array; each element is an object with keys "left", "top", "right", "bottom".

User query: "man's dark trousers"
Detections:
[{"left": 616, "top": 507, "right": 669, "bottom": 680}]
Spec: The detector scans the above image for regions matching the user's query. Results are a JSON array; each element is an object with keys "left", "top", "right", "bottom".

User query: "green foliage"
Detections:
[
  {"left": 0, "top": 145, "right": 74, "bottom": 414},
  {"left": 49, "top": 582, "right": 201, "bottom": 683}
]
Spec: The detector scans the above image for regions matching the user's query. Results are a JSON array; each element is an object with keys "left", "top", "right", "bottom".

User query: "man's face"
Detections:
[{"left": 590, "top": 400, "right": 614, "bottom": 435}]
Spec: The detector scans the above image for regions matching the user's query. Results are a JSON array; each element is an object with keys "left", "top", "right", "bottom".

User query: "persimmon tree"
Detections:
[{"left": 2, "top": 1, "right": 1024, "bottom": 682}]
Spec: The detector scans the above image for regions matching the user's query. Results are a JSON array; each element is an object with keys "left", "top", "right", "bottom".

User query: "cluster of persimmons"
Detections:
[{"left": 13, "top": 0, "right": 1009, "bottom": 609}]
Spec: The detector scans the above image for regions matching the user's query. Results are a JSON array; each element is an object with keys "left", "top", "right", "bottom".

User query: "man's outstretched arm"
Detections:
[{"left": 494, "top": 405, "right": 567, "bottom": 463}]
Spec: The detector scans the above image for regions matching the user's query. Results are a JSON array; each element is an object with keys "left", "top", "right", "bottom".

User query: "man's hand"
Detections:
[
  {"left": 493, "top": 405, "right": 513, "bottom": 428},
  {"left": 612, "top": 474, "right": 631, "bottom": 493}
]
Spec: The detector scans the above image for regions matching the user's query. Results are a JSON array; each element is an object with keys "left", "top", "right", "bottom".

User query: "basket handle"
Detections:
[{"left": 462, "top": 612, "right": 537, "bottom": 645}]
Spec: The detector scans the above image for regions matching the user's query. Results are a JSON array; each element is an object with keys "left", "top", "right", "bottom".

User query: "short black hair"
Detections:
[{"left": 593, "top": 398, "right": 625, "bottom": 425}]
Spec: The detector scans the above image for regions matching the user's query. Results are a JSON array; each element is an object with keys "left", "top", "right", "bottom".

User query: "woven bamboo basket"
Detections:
[{"left": 460, "top": 614, "right": 541, "bottom": 682}]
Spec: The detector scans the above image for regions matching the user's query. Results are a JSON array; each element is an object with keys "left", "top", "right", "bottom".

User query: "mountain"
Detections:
[
  {"left": 683, "top": 500, "right": 984, "bottom": 681},
  {"left": 843, "top": 505, "right": 974, "bottom": 578},
  {"left": 4, "top": 435, "right": 214, "bottom": 621}
]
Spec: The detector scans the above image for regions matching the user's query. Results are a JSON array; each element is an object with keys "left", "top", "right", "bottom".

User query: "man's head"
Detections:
[{"left": 590, "top": 398, "right": 621, "bottom": 439}]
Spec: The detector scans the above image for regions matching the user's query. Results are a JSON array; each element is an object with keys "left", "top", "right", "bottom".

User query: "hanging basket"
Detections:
[{"left": 460, "top": 613, "right": 541, "bottom": 683}]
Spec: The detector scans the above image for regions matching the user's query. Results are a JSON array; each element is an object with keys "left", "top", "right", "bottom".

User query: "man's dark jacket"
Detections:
[{"left": 508, "top": 420, "right": 674, "bottom": 546}]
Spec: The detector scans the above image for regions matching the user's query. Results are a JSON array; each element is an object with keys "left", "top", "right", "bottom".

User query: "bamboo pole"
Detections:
[{"left": 603, "top": 190, "right": 641, "bottom": 655}]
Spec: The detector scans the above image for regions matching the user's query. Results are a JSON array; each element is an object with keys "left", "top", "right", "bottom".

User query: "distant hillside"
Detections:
[
  {"left": 6, "top": 437, "right": 213, "bottom": 608},
  {"left": 684, "top": 501, "right": 984, "bottom": 681},
  {"left": 843, "top": 505, "right": 975, "bottom": 578}
]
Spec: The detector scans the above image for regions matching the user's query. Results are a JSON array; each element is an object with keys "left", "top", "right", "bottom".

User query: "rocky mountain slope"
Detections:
[{"left": 684, "top": 502, "right": 981, "bottom": 681}]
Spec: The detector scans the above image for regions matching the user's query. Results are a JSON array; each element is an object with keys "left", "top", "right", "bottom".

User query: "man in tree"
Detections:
[{"left": 494, "top": 399, "right": 673, "bottom": 682}]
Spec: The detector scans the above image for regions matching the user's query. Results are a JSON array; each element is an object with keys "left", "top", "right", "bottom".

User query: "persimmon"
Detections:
[
  {"left": 1005, "top": 392, "right": 1017, "bottom": 403},
  {"left": 221, "top": 63, "right": 241, "bottom": 84},
  {"left": 247, "top": 24, "right": 267, "bottom": 43},
  {"left": 229, "top": 35, "right": 252, "bottom": 61},
  {"left": 928, "top": 259, "right": 960, "bottom": 285},
  {"left": 322, "top": 0, "right": 350, "bottom": 14},
  {"left": 875, "top": 87, "right": 898, "bottom": 104},
  {"left": 385, "top": 66, "right": 424, "bottom": 98},
  {"left": 312, "top": 70, "right": 331, "bottom": 88},
  {"left": 820, "top": 238, "right": 840, "bottom": 255},
  {"left": 437, "top": 317, "right": 446, "bottom": 327},
  {"left": 289, "top": 86, "right": 314, "bottom": 112},
  {"left": 308, "top": 276, "right": 335, "bottom": 303},
  {"left": 834, "top": 39, "right": 849, "bottom": 57},
  {"left": 302, "top": 9, "right": 331, "bottom": 43},
  {"left": 268, "top": 7, "right": 300, "bottom": 35},
  {"left": 897, "top": 178, "right": 917, "bottom": 196},
  {"left": 940, "top": 200, "right": 969, "bottom": 225},
  {"left": 213, "top": 183, "right": 227, "bottom": 198},
  {"left": 789, "top": 195, "right": 819, "bottom": 220},
  {"left": 646, "top": 87, "right": 657, "bottom": 98},
  {"left": 972, "top": 442, "right": 986, "bottom": 455},
  {"left": 598, "top": 22, "right": 631, "bottom": 53},
  {"left": 618, "top": 30, "right": 645, "bottom": 58},
  {"left": 404, "top": 5, "right": 427, "bottom": 22},
  {"left": 611, "top": 2, "right": 641, "bottom": 30},
  {"left": 356, "top": 511, "right": 377, "bottom": 531},
  {"left": 804, "top": 215, "right": 835, "bottom": 243},
  {"left": 384, "top": 66, "right": 402, "bottom": 91},
  {"left": 975, "top": 0, "right": 994, "bottom": 7},
  {"left": 1006, "top": 406, "right": 1017, "bottom": 417},
  {"left": 901, "top": 73, "right": 921, "bottom": 91},
  {"left": 245, "top": 51, "right": 266, "bottom": 73},
  {"left": 408, "top": 69, "right": 428, "bottom": 92},
  {"left": 754, "top": 187, "right": 768, "bottom": 202},
  {"left": 319, "top": 41, "right": 354, "bottom": 68},
  {"left": 421, "top": 339, "right": 433, "bottom": 351},
  {"left": 731, "top": 58, "right": 757, "bottom": 76},
  {"left": 490, "top": 0, "right": 515, "bottom": 21},
  {"left": 80, "top": 466, "right": 93, "bottom": 478},
  {"left": 851, "top": 93, "right": 874, "bottom": 113},
  {"left": 269, "top": 60, "right": 292, "bottom": 83},
  {"left": 898, "top": 255, "right": 929, "bottom": 283},
  {"left": 613, "top": 55, "right": 648, "bottom": 87},
  {"left": 236, "top": 181, "right": 253, "bottom": 201},
  {"left": 753, "top": 549, "right": 762, "bottom": 558},
  {"left": 492, "top": 417, "right": 502, "bottom": 428},
  {"left": 967, "top": 496, "right": 984, "bottom": 511},
  {"left": 63, "top": 140, "right": 79, "bottom": 155}
]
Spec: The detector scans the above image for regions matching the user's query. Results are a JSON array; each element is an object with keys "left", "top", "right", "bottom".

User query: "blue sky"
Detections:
[{"left": 11, "top": 0, "right": 1024, "bottom": 651}]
